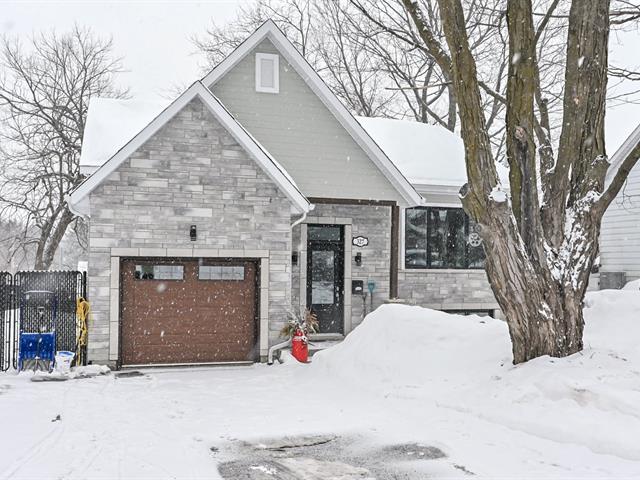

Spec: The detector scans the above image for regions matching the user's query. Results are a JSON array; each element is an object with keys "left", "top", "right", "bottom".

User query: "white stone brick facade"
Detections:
[
  {"left": 291, "top": 203, "right": 499, "bottom": 333},
  {"left": 292, "top": 203, "right": 393, "bottom": 332},
  {"left": 87, "top": 98, "right": 293, "bottom": 365},
  {"left": 398, "top": 269, "right": 498, "bottom": 313},
  {"left": 83, "top": 98, "right": 499, "bottom": 367}
]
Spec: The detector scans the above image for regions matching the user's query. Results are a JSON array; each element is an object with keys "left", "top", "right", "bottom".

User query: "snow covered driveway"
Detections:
[
  {"left": 1, "top": 289, "right": 640, "bottom": 479},
  {"left": 0, "top": 364, "right": 458, "bottom": 479}
]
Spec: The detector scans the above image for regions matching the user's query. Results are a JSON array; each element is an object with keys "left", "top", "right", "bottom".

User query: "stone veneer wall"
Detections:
[
  {"left": 397, "top": 269, "right": 499, "bottom": 314},
  {"left": 290, "top": 202, "right": 501, "bottom": 332},
  {"left": 87, "top": 97, "right": 293, "bottom": 365},
  {"left": 292, "top": 203, "right": 392, "bottom": 332}
]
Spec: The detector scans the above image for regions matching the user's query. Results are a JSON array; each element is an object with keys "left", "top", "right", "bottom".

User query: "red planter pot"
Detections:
[{"left": 291, "top": 329, "right": 309, "bottom": 363}]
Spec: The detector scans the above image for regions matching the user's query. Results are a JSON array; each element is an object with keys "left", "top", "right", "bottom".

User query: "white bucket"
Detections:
[{"left": 54, "top": 351, "right": 75, "bottom": 374}]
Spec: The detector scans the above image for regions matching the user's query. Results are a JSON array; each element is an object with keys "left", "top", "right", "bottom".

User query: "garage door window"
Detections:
[
  {"left": 135, "top": 264, "right": 184, "bottom": 280},
  {"left": 199, "top": 265, "right": 245, "bottom": 281}
]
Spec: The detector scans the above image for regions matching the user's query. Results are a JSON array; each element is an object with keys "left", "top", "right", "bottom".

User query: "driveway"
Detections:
[{"left": 0, "top": 359, "right": 635, "bottom": 479}]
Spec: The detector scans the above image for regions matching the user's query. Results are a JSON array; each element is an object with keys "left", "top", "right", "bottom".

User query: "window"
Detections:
[
  {"left": 404, "top": 207, "right": 485, "bottom": 269},
  {"left": 307, "top": 225, "right": 342, "bottom": 242},
  {"left": 199, "top": 265, "right": 245, "bottom": 281},
  {"left": 255, "top": 53, "right": 279, "bottom": 93},
  {"left": 444, "top": 309, "right": 494, "bottom": 318},
  {"left": 135, "top": 264, "right": 184, "bottom": 280}
]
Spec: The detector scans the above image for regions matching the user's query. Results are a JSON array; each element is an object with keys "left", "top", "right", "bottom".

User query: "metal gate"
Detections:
[
  {"left": 0, "top": 272, "right": 15, "bottom": 371},
  {"left": 0, "top": 270, "right": 86, "bottom": 371}
]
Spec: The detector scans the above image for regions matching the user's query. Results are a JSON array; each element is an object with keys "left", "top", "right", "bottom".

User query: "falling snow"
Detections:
[{"left": 2, "top": 291, "right": 640, "bottom": 478}]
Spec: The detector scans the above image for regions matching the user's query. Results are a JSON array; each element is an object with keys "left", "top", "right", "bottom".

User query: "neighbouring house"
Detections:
[
  {"left": 68, "top": 20, "right": 499, "bottom": 368},
  {"left": 598, "top": 123, "right": 640, "bottom": 289}
]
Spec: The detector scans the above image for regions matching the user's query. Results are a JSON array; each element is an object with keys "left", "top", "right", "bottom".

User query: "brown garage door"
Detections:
[{"left": 120, "top": 258, "right": 258, "bottom": 365}]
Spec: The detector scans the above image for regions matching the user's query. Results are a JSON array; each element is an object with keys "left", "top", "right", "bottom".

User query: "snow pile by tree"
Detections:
[{"left": 312, "top": 290, "right": 640, "bottom": 461}]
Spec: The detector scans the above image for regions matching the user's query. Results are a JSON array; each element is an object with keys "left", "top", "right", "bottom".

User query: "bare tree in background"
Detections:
[
  {"left": 193, "top": 0, "right": 457, "bottom": 122},
  {"left": 396, "top": 0, "right": 640, "bottom": 363},
  {"left": 195, "top": 0, "right": 639, "bottom": 160},
  {"left": 0, "top": 26, "right": 126, "bottom": 270},
  {"left": 0, "top": 218, "right": 34, "bottom": 271},
  {"left": 194, "top": 0, "right": 513, "bottom": 151}
]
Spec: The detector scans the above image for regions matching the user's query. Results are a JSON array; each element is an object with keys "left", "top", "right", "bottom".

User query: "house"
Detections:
[
  {"left": 598, "top": 123, "right": 640, "bottom": 289},
  {"left": 68, "top": 20, "right": 498, "bottom": 368}
]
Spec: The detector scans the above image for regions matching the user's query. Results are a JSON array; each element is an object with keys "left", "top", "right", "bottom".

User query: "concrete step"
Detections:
[{"left": 308, "top": 339, "right": 343, "bottom": 357}]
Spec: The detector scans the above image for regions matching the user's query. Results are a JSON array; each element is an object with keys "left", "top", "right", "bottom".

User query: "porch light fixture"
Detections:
[
  {"left": 190, "top": 225, "right": 197, "bottom": 242},
  {"left": 354, "top": 252, "right": 362, "bottom": 266}
]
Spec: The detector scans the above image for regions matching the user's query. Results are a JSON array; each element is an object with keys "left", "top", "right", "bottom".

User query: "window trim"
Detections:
[
  {"left": 255, "top": 53, "right": 279, "bottom": 94},
  {"left": 402, "top": 206, "right": 485, "bottom": 270}
]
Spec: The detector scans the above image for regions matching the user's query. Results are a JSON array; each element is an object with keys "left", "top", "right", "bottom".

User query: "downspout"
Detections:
[
  {"left": 290, "top": 204, "right": 313, "bottom": 228},
  {"left": 267, "top": 205, "right": 314, "bottom": 365}
]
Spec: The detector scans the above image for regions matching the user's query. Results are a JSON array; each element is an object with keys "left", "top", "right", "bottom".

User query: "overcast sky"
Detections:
[{"left": 2, "top": 0, "right": 639, "bottom": 151}]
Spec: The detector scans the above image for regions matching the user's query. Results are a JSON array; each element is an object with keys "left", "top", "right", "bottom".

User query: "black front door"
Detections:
[{"left": 307, "top": 225, "right": 344, "bottom": 334}]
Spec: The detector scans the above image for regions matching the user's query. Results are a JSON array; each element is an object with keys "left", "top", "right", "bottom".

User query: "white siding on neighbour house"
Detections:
[
  {"left": 209, "top": 38, "right": 405, "bottom": 203},
  {"left": 600, "top": 163, "right": 640, "bottom": 281}
]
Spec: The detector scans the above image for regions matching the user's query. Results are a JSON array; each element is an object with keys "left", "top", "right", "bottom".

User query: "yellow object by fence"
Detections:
[{"left": 76, "top": 297, "right": 90, "bottom": 365}]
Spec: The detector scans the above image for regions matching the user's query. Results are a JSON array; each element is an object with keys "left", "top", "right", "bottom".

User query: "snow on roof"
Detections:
[
  {"left": 72, "top": 83, "right": 311, "bottom": 215},
  {"left": 80, "top": 95, "right": 300, "bottom": 192},
  {"left": 80, "top": 99, "right": 503, "bottom": 190},
  {"left": 80, "top": 97, "right": 169, "bottom": 168},
  {"left": 356, "top": 117, "right": 467, "bottom": 186},
  {"left": 81, "top": 100, "right": 466, "bottom": 186}
]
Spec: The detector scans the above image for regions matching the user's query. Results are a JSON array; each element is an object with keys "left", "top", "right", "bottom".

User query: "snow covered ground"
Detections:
[{"left": 1, "top": 289, "right": 639, "bottom": 479}]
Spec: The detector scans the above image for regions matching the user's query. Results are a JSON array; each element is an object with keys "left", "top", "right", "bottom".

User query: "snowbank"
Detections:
[
  {"left": 312, "top": 305, "right": 511, "bottom": 395},
  {"left": 622, "top": 278, "right": 640, "bottom": 290},
  {"left": 312, "top": 290, "right": 640, "bottom": 461}
]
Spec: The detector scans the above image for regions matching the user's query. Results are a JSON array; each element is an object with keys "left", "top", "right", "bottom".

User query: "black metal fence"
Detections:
[
  {"left": 0, "top": 272, "right": 14, "bottom": 372},
  {"left": 0, "top": 270, "right": 86, "bottom": 371}
]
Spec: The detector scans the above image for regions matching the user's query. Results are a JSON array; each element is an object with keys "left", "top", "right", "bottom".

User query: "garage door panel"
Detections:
[
  {"left": 120, "top": 258, "right": 258, "bottom": 365},
  {"left": 128, "top": 331, "right": 256, "bottom": 346},
  {"left": 124, "top": 345, "right": 255, "bottom": 364},
  {"left": 126, "top": 318, "right": 255, "bottom": 334}
]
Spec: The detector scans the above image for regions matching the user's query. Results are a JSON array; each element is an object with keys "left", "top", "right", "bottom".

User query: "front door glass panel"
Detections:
[{"left": 311, "top": 251, "right": 335, "bottom": 304}]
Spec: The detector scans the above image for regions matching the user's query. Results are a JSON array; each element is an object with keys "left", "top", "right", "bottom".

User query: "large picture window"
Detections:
[{"left": 405, "top": 207, "right": 485, "bottom": 269}]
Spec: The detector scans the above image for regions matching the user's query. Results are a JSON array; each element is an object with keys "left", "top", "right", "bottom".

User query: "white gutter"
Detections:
[
  {"left": 65, "top": 194, "right": 90, "bottom": 219},
  {"left": 290, "top": 204, "right": 314, "bottom": 228}
]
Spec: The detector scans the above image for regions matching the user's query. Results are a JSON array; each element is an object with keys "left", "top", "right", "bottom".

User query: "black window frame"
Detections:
[{"left": 404, "top": 206, "right": 485, "bottom": 270}]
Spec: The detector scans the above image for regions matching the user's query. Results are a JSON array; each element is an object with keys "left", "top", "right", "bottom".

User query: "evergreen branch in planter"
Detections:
[{"left": 280, "top": 308, "right": 318, "bottom": 339}]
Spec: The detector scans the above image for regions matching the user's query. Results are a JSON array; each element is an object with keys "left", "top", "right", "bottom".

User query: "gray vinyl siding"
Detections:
[
  {"left": 209, "top": 38, "right": 405, "bottom": 203},
  {"left": 600, "top": 166, "right": 640, "bottom": 281}
]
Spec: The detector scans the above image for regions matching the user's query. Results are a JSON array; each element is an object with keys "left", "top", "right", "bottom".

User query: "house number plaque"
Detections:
[{"left": 352, "top": 236, "right": 369, "bottom": 248}]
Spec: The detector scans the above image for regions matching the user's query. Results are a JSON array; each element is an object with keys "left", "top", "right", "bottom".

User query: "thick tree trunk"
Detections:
[
  {"left": 483, "top": 236, "right": 586, "bottom": 363},
  {"left": 474, "top": 192, "right": 598, "bottom": 364},
  {"left": 428, "top": 0, "right": 615, "bottom": 364}
]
